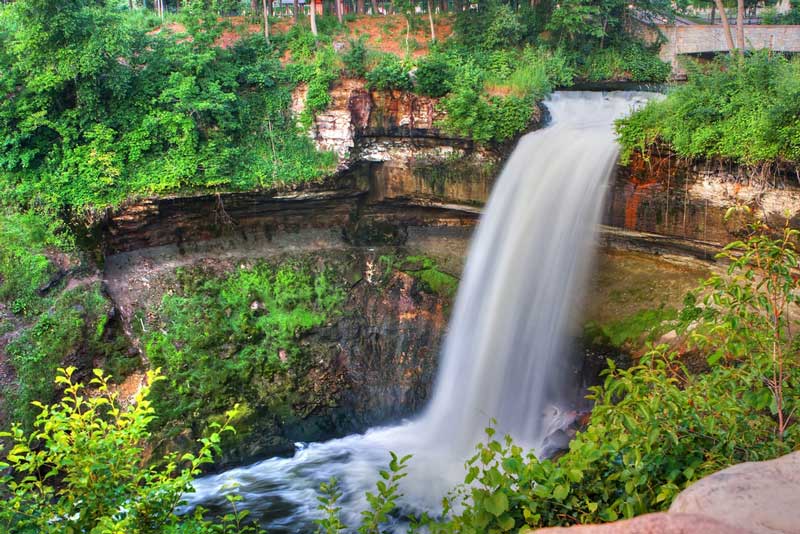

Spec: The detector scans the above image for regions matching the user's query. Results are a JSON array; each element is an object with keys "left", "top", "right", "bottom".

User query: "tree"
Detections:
[
  {"left": 713, "top": 0, "right": 737, "bottom": 51},
  {"left": 294, "top": 0, "right": 299, "bottom": 21},
  {"left": 736, "top": 0, "right": 745, "bottom": 57},
  {"left": 428, "top": 0, "right": 436, "bottom": 42},
  {"left": 263, "top": 0, "right": 270, "bottom": 42},
  {"left": 310, "top": 0, "right": 318, "bottom": 36}
]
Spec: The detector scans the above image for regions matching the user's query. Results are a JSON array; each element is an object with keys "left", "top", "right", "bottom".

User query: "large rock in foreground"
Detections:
[
  {"left": 669, "top": 451, "right": 800, "bottom": 534},
  {"left": 534, "top": 513, "right": 750, "bottom": 533}
]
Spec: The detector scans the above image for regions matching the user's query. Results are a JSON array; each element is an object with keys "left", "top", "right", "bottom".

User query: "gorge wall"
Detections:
[{"left": 91, "top": 85, "right": 800, "bottom": 466}]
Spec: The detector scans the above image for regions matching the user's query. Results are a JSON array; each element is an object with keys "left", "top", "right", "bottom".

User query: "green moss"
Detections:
[
  {"left": 585, "top": 305, "right": 677, "bottom": 350},
  {"left": 380, "top": 254, "right": 459, "bottom": 299},
  {"left": 143, "top": 261, "right": 345, "bottom": 438},
  {"left": 5, "top": 283, "right": 114, "bottom": 428}
]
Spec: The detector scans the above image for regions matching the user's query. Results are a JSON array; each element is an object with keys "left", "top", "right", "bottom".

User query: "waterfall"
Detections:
[{"left": 185, "top": 91, "right": 655, "bottom": 532}]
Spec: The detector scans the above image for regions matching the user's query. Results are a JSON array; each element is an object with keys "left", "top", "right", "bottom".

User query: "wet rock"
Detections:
[{"left": 669, "top": 451, "right": 800, "bottom": 534}]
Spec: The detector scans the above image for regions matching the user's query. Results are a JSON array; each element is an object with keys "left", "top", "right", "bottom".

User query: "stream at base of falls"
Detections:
[{"left": 184, "top": 91, "right": 658, "bottom": 532}]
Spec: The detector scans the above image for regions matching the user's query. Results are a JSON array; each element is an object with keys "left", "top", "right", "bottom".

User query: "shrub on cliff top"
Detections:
[{"left": 616, "top": 52, "right": 800, "bottom": 166}]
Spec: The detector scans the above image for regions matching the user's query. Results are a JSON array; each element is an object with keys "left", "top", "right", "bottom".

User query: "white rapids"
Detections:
[{"left": 185, "top": 91, "right": 656, "bottom": 532}]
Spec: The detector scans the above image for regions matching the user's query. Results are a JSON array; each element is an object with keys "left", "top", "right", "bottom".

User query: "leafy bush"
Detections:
[
  {"left": 0, "top": 367, "right": 262, "bottom": 534},
  {"left": 342, "top": 36, "right": 369, "bottom": 78},
  {"left": 440, "top": 59, "right": 539, "bottom": 143},
  {"left": 414, "top": 52, "right": 456, "bottom": 98},
  {"left": 617, "top": 52, "right": 800, "bottom": 166},
  {"left": 366, "top": 54, "right": 413, "bottom": 91},
  {"left": 0, "top": 1, "right": 335, "bottom": 210}
]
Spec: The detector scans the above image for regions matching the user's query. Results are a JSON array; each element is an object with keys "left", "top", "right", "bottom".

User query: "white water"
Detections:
[{"left": 186, "top": 91, "right": 655, "bottom": 531}]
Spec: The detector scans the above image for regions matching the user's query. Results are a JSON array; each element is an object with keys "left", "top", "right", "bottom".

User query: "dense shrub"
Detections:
[
  {"left": 366, "top": 54, "right": 413, "bottom": 91},
  {"left": 579, "top": 43, "right": 671, "bottom": 82},
  {"left": 617, "top": 52, "right": 800, "bottom": 166},
  {"left": 342, "top": 36, "right": 369, "bottom": 78},
  {"left": 0, "top": 368, "right": 262, "bottom": 534},
  {"left": 0, "top": 1, "right": 335, "bottom": 210},
  {"left": 414, "top": 52, "right": 456, "bottom": 97}
]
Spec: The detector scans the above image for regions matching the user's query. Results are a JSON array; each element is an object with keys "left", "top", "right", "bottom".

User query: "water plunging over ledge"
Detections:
[{"left": 185, "top": 91, "right": 656, "bottom": 531}]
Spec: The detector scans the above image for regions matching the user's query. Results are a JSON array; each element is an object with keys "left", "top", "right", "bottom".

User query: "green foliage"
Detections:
[
  {"left": 0, "top": 0, "right": 335, "bottom": 210},
  {"left": 617, "top": 52, "right": 800, "bottom": 166},
  {"left": 398, "top": 255, "right": 459, "bottom": 298},
  {"left": 439, "top": 59, "right": 538, "bottom": 143},
  {"left": 0, "top": 367, "right": 263, "bottom": 534},
  {"left": 547, "top": 0, "right": 673, "bottom": 50},
  {"left": 314, "top": 452, "right": 412, "bottom": 534},
  {"left": 414, "top": 51, "right": 456, "bottom": 98},
  {"left": 342, "top": 36, "right": 370, "bottom": 78},
  {"left": 366, "top": 54, "right": 413, "bottom": 91},
  {"left": 579, "top": 43, "right": 671, "bottom": 83},
  {"left": 143, "top": 262, "right": 345, "bottom": 435},
  {"left": 586, "top": 305, "right": 677, "bottom": 349}
]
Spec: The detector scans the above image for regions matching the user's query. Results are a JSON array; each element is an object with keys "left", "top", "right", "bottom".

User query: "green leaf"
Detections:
[{"left": 484, "top": 491, "right": 509, "bottom": 517}]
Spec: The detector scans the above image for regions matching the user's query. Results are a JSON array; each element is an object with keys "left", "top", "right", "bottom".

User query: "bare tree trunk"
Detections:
[
  {"left": 371, "top": 0, "right": 379, "bottom": 14},
  {"left": 713, "top": 0, "right": 736, "bottom": 53},
  {"left": 428, "top": 0, "right": 436, "bottom": 42},
  {"left": 710, "top": 2, "right": 715, "bottom": 23},
  {"left": 263, "top": 0, "right": 270, "bottom": 42},
  {"left": 129, "top": 0, "right": 134, "bottom": 11},
  {"left": 736, "top": 0, "right": 745, "bottom": 57},
  {"left": 293, "top": 0, "right": 299, "bottom": 22},
  {"left": 310, "top": 0, "right": 319, "bottom": 35},
  {"left": 252, "top": 0, "right": 258, "bottom": 15},
  {"left": 357, "top": 0, "right": 364, "bottom": 13}
]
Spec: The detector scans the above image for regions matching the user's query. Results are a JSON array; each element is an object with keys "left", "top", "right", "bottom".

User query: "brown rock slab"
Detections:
[
  {"left": 530, "top": 512, "right": 751, "bottom": 533},
  {"left": 670, "top": 451, "right": 800, "bottom": 534}
]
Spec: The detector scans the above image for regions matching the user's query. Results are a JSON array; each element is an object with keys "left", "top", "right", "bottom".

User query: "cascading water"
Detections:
[{"left": 186, "top": 91, "right": 655, "bottom": 531}]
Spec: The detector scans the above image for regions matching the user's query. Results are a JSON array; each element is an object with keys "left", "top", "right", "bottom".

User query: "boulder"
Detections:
[
  {"left": 531, "top": 512, "right": 750, "bottom": 533},
  {"left": 670, "top": 451, "right": 800, "bottom": 534}
]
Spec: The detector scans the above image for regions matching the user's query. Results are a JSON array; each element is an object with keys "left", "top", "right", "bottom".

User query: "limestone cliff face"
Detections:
[{"left": 606, "top": 151, "right": 800, "bottom": 246}]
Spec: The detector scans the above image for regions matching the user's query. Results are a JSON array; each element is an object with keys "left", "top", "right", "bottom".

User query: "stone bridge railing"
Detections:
[{"left": 654, "top": 24, "right": 800, "bottom": 75}]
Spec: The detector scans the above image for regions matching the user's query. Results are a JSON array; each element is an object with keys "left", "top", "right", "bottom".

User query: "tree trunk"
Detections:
[
  {"left": 736, "top": 0, "right": 745, "bottom": 57},
  {"left": 293, "top": 0, "right": 299, "bottom": 22},
  {"left": 252, "top": 0, "right": 258, "bottom": 15},
  {"left": 357, "top": 0, "right": 364, "bottom": 13},
  {"left": 263, "top": 0, "right": 270, "bottom": 42},
  {"left": 428, "top": 0, "right": 436, "bottom": 42},
  {"left": 710, "top": 3, "right": 715, "bottom": 24},
  {"left": 310, "top": 0, "right": 319, "bottom": 36},
  {"left": 338, "top": 0, "right": 344, "bottom": 23},
  {"left": 129, "top": 0, "right": 134, "bottom": 11},
  {"left": 713, "top": 0, "right": 736, "bottom": 53},
  {"left": 371, "top": 0, "right": 379, "bottom": 14}
]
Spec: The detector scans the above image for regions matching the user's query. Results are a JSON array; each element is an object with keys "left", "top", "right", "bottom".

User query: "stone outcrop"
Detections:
[
  {"left": 532, "top": 513, "right": 750, "bottom": 534},
  {"left": 606, "top": 151, "right": 800, "bottom": 246},
  {"left": 670, "top": 451, "right": 800, "bottom": 534},
  {"left": 533, "top": 451, "right": 800, "bottom": 534}
]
